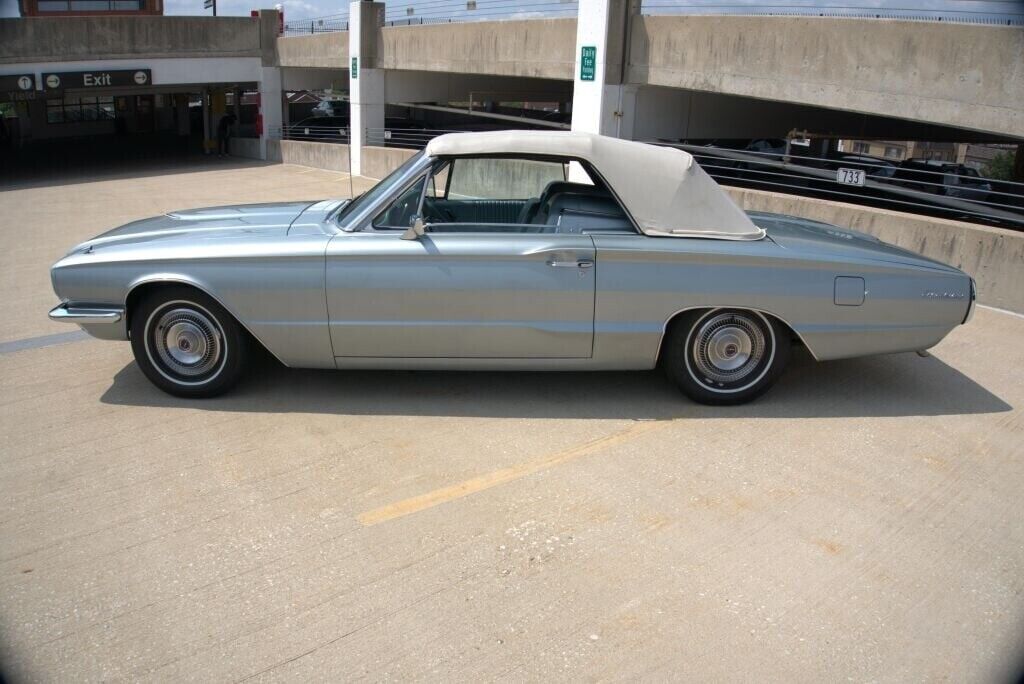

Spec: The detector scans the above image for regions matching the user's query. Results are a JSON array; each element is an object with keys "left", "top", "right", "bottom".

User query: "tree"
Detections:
[{"left": 984, "top": 151, "right": 1016, "bottom": 181}]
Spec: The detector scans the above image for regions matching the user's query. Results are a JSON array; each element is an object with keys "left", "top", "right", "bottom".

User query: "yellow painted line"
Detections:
[{"left": 357, "top": 420, "right": 667, "bottom": 526}]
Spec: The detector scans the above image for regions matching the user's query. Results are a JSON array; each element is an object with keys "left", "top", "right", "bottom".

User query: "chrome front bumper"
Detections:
[
  {"left": 49, "top": 303, "right": 127, "bottom": 340},
  {"left": 49, "top": 303, "right": 124, "bottom": 325}
]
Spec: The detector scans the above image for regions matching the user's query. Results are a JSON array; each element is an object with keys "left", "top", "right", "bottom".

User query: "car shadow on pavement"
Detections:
[{"left": 100, "top": 348, "right": 1011, "bottom": 420}]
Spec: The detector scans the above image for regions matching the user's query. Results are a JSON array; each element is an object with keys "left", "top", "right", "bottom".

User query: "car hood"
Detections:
[
  {"left": 72, "top": 201, "right": 320, "bottom": 253},
  {"left": 748, "top": 211, "right": 962, "bottom": 273}
]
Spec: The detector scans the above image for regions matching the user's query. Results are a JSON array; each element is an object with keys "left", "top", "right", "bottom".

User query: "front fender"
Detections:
[{"left": 50, "top": 236, "right": 336, "bottom": 368}]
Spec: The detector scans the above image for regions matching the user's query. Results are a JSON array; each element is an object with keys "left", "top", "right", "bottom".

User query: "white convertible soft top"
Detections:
[{"left": 425, "top": 130, "right": 765, "bottom": 241}]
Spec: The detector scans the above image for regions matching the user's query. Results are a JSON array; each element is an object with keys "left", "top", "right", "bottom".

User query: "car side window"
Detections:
[
  {"left": 426, "top": 163, "right": 450, "bottom": 199},
  {"left": 445, "top": 157, "right": 565, "bottom": 200},
  {"left": 413, "top": 156, "right": 633, "bottom": 235},
  {"left": 372, "top": 175, "right": 426, "bottom": 230}
]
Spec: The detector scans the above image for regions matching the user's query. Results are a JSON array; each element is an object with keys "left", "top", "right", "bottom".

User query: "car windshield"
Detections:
[{"left": 334, "top": 151, "right": 425, "bottom": 226}]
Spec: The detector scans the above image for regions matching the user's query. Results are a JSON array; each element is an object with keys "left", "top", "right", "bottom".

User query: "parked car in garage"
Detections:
[
  {"left": 744, "top": 138, "right": 788, "bottom": 159},
  {"left": 733, "top": 139, "right": 811, "bottom": 187},
  {"left": 48, "top": 131, "right": 975, "bottom": 404},
  {"left": 891, "top": 159, "right": 992, "bottom": 202},
  {"left": 311, "top": 99, "right": 346, "bottom": 117},
  {"left": 283, "top": 116, "right": 427, "bottom": 144}
]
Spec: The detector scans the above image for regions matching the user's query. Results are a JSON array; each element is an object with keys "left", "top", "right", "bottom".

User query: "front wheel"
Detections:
[
  {"left": 662, "top": 308, "right": 790, "bottom": 405},
  {"left": 130, "top": 287, "right": 247, "bottom": 398}
]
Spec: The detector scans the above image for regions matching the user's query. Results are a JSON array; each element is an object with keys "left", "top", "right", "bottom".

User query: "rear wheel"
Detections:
[
  {"left": 130, "top": 287, "right": 247, "bottom": 398},
  {"left": 662, "top": 308, "right": 790, "bottom": 405}
]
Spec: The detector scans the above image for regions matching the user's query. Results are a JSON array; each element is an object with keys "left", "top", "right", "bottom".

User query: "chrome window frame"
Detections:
[{"left": 337, "top": 152, "right": 434, "bottom": 234}]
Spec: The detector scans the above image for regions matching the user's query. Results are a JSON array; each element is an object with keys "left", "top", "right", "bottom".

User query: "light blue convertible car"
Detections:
[{"left": 49, "top": 131, "right": 975, "bottom": 404}]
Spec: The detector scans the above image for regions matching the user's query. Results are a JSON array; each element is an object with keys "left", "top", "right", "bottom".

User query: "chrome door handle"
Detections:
[{"left": 547, "top": 259, "right": 594, "bottom": 269}]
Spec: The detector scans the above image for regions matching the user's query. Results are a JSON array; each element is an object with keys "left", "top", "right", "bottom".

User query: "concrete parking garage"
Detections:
[{"left": 1, "top": 160, "right": 1023, "bottom": 681}]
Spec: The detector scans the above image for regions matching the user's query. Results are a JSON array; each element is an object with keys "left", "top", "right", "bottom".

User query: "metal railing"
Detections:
[
  {"left": 282, "top": 14, "right": 349, "bottom": 35},
  {"left": 366, "top": 127, "right": 469, "bottom": 148},
  {"left": 283, "top": 1, "right": 1023, "bottom": 34},
  {"left": 385, "top": 0, "right": 578, "bottom": 24},
  {"left": 272, "top": 125, "right": 462, "bottom": 148},
  {"left": 283, "top": 0, "right": 578, "bottom": 33},
  {"left": 640, "top": 1, "right": 1024, "bottom": 26},
  {"left": 274, "top": 124, "right": 350, "bottom": 143},
  {"left": 656, "top": 142, "right": 1024, "bottom": 229}
]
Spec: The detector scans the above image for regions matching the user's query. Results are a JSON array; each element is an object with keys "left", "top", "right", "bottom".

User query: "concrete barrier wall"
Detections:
[
  {"left": 0, "top": 16, "right": 264, "bottom": 63},
  {"left": 229, "top": 137, "right": 262, "bottom": 160},
  {"left": 278, "top": 32, "right": 349, "bottom": 69},
  {"left": 268, "top": 139, "right": 352, "bottom": 172},
  {"left": 726, "top": 187, "right": 1024, "bottom": 313},
  {"left": 360, "top": 146, "right": 417, "bottom": 180},
  {"left": 269, "top": 140, "right": 416, "bottom": 177},
  {"left": 376, "top": 18, "right": 576, "bottom": 80},
  {"left": 629, "top": 15, "right": 1024, "bottom": 140}
]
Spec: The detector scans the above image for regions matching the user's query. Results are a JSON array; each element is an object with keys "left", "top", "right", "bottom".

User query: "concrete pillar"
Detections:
[
  {"left": 259, "top": 66, "right": 283, "bottom": 160},
  {"left": 570, "top": 0, "right": 638, "bottom": 139},
  {"left": 257, "top": 8, "right": 284, "bottom": 160},
  {"left": 348, "top": 0, "right": 385, "bottom": 176}
]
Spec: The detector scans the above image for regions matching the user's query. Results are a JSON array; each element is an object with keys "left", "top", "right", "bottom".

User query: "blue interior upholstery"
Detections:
[
  {"left": 429, "top": 199, "right": 527, "bottom": 224},
  {"left": 540, "top": 193, "right": 633, "bottom": 233},
  {"left": 516, "top": 181, "right": 603, "bottom": 224},
  {"left": 421, "top": 180, "right": 633, "bottom": 235}
]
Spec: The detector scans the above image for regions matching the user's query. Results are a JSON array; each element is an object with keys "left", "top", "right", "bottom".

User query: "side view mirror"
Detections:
[{"left": 401, "top": 216, "right": 427, "bottom": 241}]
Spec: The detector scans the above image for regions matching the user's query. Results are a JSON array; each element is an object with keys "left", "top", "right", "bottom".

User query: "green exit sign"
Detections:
[
  {"left": 351, "top": 56, "right": 358, "bottom": 79},
  {"left": 580, "top": 45, "right": 596, "bottom": 81}
]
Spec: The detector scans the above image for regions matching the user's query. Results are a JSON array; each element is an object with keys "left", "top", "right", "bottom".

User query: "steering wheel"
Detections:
[{"left": 386, "top": 196, "right": 417, "bottom": 227}]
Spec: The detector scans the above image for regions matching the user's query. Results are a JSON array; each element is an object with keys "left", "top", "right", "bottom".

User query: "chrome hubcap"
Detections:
[
  {"left": 152, "top": 307, "right": 222, "bottom": 377},
  {"left": 691, "top": 313, "right": 766, "bottom": 385}
]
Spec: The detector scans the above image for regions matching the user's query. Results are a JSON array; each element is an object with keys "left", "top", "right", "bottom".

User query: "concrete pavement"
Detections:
[{"left": 1, "top": 159, "right": 1022, "bottom": 682}]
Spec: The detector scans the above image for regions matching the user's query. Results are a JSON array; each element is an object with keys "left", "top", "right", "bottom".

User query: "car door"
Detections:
[
  {"left": 324, "top": 230, "right": 595, "bottom": 359},
  {"left": 325, "top": 156, "right": 596, "bottom": 359}
]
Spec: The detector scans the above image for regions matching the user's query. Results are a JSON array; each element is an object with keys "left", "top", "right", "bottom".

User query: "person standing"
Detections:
[{"left": 217, "top": 113, "right": 237, "bottom": 157}]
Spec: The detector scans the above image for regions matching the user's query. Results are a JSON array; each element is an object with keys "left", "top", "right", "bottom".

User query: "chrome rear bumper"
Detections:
[
  {"left": 963, "top": 278, "right": 977, "bottom": 324},
  {"left": 49, "top": 303, "right": 124, "bottom": 325}
]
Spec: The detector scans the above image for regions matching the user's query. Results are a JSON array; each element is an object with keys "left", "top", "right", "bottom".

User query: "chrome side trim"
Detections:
[{"left": 49, "top": 303, "right": 124, "bottom": 325}]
